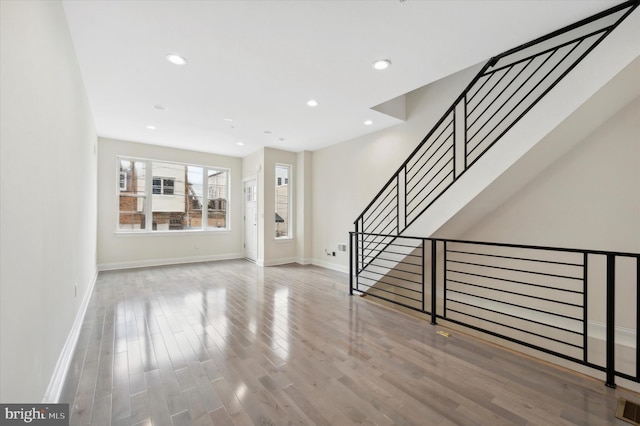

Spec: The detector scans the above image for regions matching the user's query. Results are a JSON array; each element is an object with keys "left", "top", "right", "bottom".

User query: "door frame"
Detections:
[{"left": 243, "top": 176, "right": 258, "bottom": 262}]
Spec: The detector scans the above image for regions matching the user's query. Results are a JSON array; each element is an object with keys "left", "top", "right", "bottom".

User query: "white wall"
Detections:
[
  {"left": 310, "top": 7, "right": 639, "bottom": 273},
  {"left": 242, "top": 147, "right": 312, "bottom": 266},
  {"left": 296, "top": 151, "right": 313, "bottom": 264},
  {"left": 97, "top": 138, "right": 243, "bottom": 269},
  {"left": 460, "top": 96, "right": 640, "bottom": 253},
  {"left": 311, "top": 64, "right": 481, "bottom": 271},
  {"left": 0, "top": 0, "right": 97, "bottom": 402},
  {"left": 262, "top": 148, "right": 297, "bottom": 265},
  {"left": 242, "top": 148, "right": 265, "bottom": 262}
]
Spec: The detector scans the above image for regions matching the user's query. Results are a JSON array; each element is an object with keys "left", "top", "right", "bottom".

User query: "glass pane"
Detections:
[
  {"left": 151, "top": 162, "right": 189, "bottom": 231},
  {"left": 119, "top": 195, "right": 146, "bottom": 230},
  {"left": 163, "top": 178, "right": 175, "bottom": 195},
  {"left": 152, "top": 178, "right": 161, "bottom": 194},
  {"left": 207, "top": 169, "right": 228, "bottom": 228},
  {"left": 119, "top": 159, "right": 146, "bottom": 230},
  {"left": 275, "top": 165, "right": 290, "bottom": 238},
  {"left": 183, "top": 166, "right": 203, "bottom": 230}
]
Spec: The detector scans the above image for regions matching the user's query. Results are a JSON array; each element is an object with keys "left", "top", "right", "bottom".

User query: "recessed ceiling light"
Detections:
[
  {"left": 372, "top": 59, "right": 391, "bottom": 70},
  {"left": 307, "top": 99, "right": 318, "bottom": 107},
  {"left": 166, "top": 54, "right": 187, "bottom": 66},
  {"left": 224, "top": 118, "right": 233, "bottom": 122},
  {"left": 364, "top": 120, "right": 373, "bottom": 126},
  {"left": 236, "top": 142, "right": 244, "bottom": 146},
  {"left": 153, "top": 105, "right": 166, "bottom": 111},
  {"left": 146, "top": 125, "right": 157, "bottom": 130}
]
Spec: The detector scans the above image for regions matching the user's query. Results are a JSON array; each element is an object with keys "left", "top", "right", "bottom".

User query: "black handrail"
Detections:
[
  {"left": 354, "top": 1, "right": 638, "bottom": 252},
  {"left": 350, "top": 231, "right": 640, "bottom": 388}
]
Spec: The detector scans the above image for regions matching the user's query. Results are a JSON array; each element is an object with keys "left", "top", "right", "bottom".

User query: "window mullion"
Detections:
[
  {"left": 202, "top": 167, "right": 208, "bottom": 230},
  {"left": 145, "top": 160, "right": 153, "bottom": 230}
]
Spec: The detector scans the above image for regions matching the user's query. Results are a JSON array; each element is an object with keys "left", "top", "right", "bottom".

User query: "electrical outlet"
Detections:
[{"left": 338, "top": 244, "right": 347, "bottom": 252}]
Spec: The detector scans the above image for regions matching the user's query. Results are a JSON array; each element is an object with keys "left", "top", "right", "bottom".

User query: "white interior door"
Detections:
[{"left": 243, "top": 179, "right": 258, "bottom": 261}]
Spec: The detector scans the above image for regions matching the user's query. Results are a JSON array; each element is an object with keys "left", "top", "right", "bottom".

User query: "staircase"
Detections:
[
  {"left": 354, "top": 1, "right": 638, "bottom": 275},
  {"left": 350, "top": 1, "right": 640, "bottom": 388}
]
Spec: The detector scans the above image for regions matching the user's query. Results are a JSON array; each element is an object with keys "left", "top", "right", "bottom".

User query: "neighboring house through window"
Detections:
[{"left": 119, "top": 171, "right": 128, "bottom": 191}]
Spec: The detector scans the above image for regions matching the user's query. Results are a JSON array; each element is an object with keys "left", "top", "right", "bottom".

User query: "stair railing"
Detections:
[
  {"left": 354, "top": 1, "right": 638, "bottom": 273},
  {"left": 350, "top": 230, "right": 640, "bottom": 389}
]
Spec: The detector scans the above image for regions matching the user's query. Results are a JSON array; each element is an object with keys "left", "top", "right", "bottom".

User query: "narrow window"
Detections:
[
  {"left": 275, "top": 164, "right": 292, "bottom": 238},
  {"left": 207, "top": 169, "right": 228, "bottom": 228},
  {"left": 118, "top": 160, "right": 146, "bottom": 230}
]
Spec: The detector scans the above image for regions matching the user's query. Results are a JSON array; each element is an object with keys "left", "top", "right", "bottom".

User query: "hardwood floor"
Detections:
[{"left": 61, "top": 260, "right": 638, "bottom": 425}]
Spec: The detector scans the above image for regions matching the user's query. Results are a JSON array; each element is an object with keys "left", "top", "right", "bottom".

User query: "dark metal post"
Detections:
[
  {"left": 463, "top": 94, "right": 468, "bottom": 170},
  {"left": 421, "top": 241, "right": 426, "bottom": 313},
  {"left": 404, "top": 166, "right": 408, "bottom": 230},
  {"left": 443, "top": 241, "right": 448, "bottom": 317},
  {"left": 396, "top": 174, "right": 400, "bottom": 234},
  {"left": 431, "top": 239, "right": 437, "bottom": 325},
  {"left": 583, "top": 253, "right": 588, "bottom": 364},
  {"left": 452, "top": 107, "right": 457, "bottom": 179},
  {"left": 605, "top": 254, "right": 616, "bottom": 388},
  {"left": 636, "top": 256, "right": 640, "bottom": 380},
  {"left": 349, "top": 232, "right": 354, "bottom": 296}
]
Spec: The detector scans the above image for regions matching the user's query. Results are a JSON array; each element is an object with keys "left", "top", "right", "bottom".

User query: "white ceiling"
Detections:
[{"left": 61, "top": 0, "right": 623, "bottom": 158}]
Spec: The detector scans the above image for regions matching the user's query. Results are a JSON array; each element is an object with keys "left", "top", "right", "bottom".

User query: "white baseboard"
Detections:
[
  {"left": 311, "top": 258, "right": 349, "bottom": 273},
  {"left": 97, "top": 253, "right": 244, "bottom": 271},
  {"left": 588, "top": 320, "right": 636, "bottom": 347},
  {"left": 42, "top": 269, "right": 98, "bottom": 403},
  {"left": 261, "top": 257, "right": 299, "bottom": 267}
]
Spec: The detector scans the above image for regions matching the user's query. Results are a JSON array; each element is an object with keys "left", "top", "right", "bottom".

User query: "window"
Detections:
[
  {"left": 119, "top": 171, "right": 128, "bottom": 191},
  {"left": 152, "top": 177, "right": 175, "bottom": 195},
  {"left": 275, "top": 164, "right": 291, "bottom": 238},
  {"left": 118, "top": 157, "right": 230, "bottom": 232},
  {"left": 207, "top": 169, "right": 229, "bottom": 228}
]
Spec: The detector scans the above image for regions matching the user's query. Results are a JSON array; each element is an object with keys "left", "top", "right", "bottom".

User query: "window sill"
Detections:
[
  {"left": 274, "top": 237, "right": 294, "bottom": 243},
  {"left": 115, "top": 229, "right": 231, "bottom": 237}
]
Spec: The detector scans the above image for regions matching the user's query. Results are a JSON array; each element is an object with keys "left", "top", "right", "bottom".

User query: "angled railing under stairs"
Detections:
[
  {"left": 353, "top": 1, "right": 638, "bottom": 274},
  {"left": 350, "top": 1, "right": 639, "bottom": 388}
]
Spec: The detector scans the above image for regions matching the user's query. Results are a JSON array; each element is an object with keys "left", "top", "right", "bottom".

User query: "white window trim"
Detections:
[
  {"left": 116, "top": 156, "right": 231, "bottom": 234},
  {"left": 275, "top": 163, "right": 293, "bottom": 240}
]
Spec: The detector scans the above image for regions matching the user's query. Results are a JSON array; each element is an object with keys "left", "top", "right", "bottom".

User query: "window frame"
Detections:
[
  {"left": 116, "top": 156, "right": 231, "bottom": 234},
  {"left": 274, "top": 163, "right": 293, "bottom": 240}
]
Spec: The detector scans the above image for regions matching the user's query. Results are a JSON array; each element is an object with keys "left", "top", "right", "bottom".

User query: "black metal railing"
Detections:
[
  {"left": 354, "top": 1, "right": 638, "bottom": 272},
  {"left": 350, "top": 231, "right": 640, "bottom": 388}
]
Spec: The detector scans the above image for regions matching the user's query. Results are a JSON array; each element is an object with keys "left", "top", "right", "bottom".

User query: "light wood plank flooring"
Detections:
[{"left": 61, "top": 260, "right": 639, "bottom": 425}]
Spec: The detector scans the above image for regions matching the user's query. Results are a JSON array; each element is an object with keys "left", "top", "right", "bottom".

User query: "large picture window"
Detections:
[
  {"left": 275, "top": 164, "right": 292, "bottom": 238},
  {"left": 118, "top": 157, "right": 230, "bottom": 232}
]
